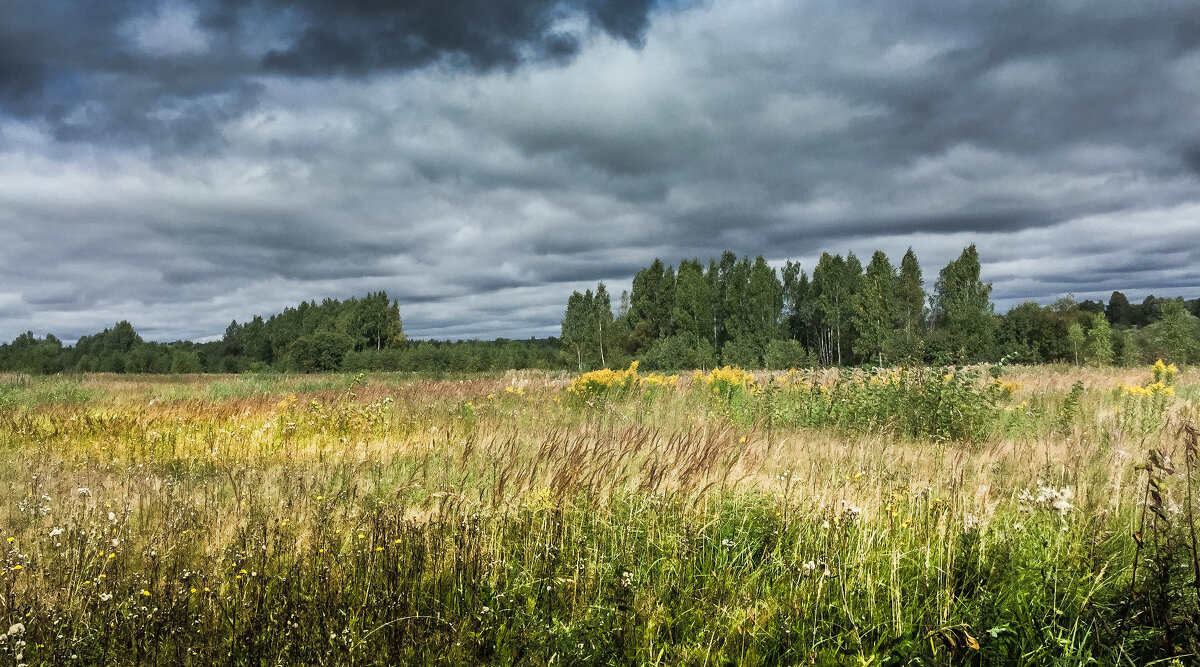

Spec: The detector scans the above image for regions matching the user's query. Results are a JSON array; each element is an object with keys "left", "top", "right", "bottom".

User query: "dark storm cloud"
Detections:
[
  {"left": 0, "top": 0, "right": 655, "bottom": 150},
  {"left": 1, "top": 0, "right": 1200, "bottom": 343},
  {"left": 252, "top": 0, "right": 655, "bottom": 76}
]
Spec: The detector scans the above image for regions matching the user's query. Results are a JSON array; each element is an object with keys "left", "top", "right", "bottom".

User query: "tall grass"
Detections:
[{"left": 0, "top": 364, "right": 1194, "bottom": 664}]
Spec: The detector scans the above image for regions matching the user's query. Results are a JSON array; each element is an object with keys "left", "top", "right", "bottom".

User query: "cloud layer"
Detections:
[{"left": 2, "top": 0, "right": 1199, "bottom": 342}]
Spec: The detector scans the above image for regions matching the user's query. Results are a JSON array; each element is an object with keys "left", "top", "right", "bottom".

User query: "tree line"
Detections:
[
  {"left": 0, "top": 292, "right": 555, "bottom": 375},
  {"left": 562, "top": 245, "right": 1200, "bottom": 371},
  {"left": 2, "top": 246, "right": 1198, "bottom": 375}
]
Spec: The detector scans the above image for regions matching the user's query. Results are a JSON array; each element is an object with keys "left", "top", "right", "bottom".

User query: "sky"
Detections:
[{"left": 2, "top": 0, "right": 1199, "bottom": 343}]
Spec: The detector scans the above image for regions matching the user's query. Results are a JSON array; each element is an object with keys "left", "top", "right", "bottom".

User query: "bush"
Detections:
[
  {"left": 720, "top": 338, "right": 761, "bottom": 369},
  {"left": 763, "top": 339, "right": 811, "bottom": 370},
  {"left": 638, "top": 335, "right": 716, "bottom": 371},
  {"left": 287, "top": 330, "right": 355, "bottom": 372}
]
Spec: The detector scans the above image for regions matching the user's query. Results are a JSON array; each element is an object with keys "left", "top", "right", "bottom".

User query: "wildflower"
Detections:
[
  {"left": 77, "top": 487, "right": 91, "bottom": 497},
  {"left": 141, "top": 590, "right": 150, "bottom": 597},
  {"left": 99, "top": 593, "right": 112, "bottom": 602},
  {"left": 721, "top": 538, "right": 736, "bottom": 549},
  {"left": 49, "top": 527, "right": 63, "bottom": 538},
  {"left": 6, "top": 623, "right": 24, "bottom": 636}
]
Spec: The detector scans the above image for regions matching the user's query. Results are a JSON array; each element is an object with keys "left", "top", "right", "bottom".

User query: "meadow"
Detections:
[{"left": 0, "top": 362, "right": 1196, "bottom": 665}]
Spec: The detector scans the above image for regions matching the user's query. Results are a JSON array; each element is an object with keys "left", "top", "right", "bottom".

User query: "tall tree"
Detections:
[
  {"left": 355, "top": 291, "right": 406, "bottom": 351},
  {"left": 722, "top": 256, "right": 783, "bottom": 365},
  {"left": 591, "top": 283, "right": 615, "bottom": 368},
  {"left": 896, "top": 248, "right": 927, "bottom": 336},
  {"left": 561, "top": 290, "right": 591, "bottom": 371},
  {"left": 1148, "top": 299, "right": 1200, "bottom": 364},
  {"left": 1066, "top": 322, "right": 1085, "bottom": 365},
  {"left": 1106, "top": 291, "right": 1133, "bottom": 328},
  {"left": 1084, "top": 312, "right": 1114, "bottom": 365},
  {"left": 810, "top": 252, "right": 861, "bottom": 365},
  {"left": 673, "top": 259, "right": 713, "bottom": 345},
  {"left": 852, "top": 250, "right": 898, "bottom": 365},
  {"left": 930, "top": 244, "right": 996, "bottom": 363},
  {"left": 629, "top": 259, "right": 675, "bottom": 352},
  {"left": 781, "top": 260, "right": 812, "bottom": 347}
]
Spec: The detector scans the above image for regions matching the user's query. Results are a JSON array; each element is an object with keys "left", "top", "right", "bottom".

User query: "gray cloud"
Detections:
[{"left": 1, "top": 0, "right": 1199, "bottom": 343}]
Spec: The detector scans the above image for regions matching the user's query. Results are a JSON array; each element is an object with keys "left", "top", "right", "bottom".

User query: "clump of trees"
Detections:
[{"left": 563, "top": 245, "right": 1200, "bottom": 371}]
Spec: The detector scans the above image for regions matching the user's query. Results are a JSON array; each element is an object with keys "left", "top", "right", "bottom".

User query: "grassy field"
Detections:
[{"left": 0, "top": 363, "right": 1196, "bottom": 665}]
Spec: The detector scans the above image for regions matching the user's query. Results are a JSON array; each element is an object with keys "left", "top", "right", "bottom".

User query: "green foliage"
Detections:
[
  {"left": 170, "top": 348, "right": 203, "bottom": 374},
  {"left": 851, "top": 250, "right": 899, "bottom": 364},
  {"left": 288, "top": 330, "right": 355, "bottom": 372},
  {"left": 628, "top": 259, "right": 676, "bottom": 352},
  {"left": 638, "top": 333, "right": 716, "bottom": 371},
  {"left": 1084, "top": 312, "right": 1114, "bottom": 365},
  {"left": 1066, "top": 322, "right": 1085, "bottom": 365},
  {"left": 0, "top": 376, "right": 96, "bottom": 408},
  {"left": 763, "top": 338, "right": 811, "bottom": 370},
  {"left": 765, "top": 367, "right": 1007, "bottom": 442},
  {"left": 895, "top": 247, "right": 927, "bottom": 345},
  {"left": 720, "top": 336, "right": 762, "bottom": 368},
  {"left": 810, "top": 251, "right": 862, "bottom": 366},
  {"left": 1057, "top": 380, "right": 1085, "bottom": 432},
  {"left": 1145, "top": 299, "right": 1200, "bottom": 364},
  {"left": 929, "top": 244, "right": 995, "bottom": 363}
]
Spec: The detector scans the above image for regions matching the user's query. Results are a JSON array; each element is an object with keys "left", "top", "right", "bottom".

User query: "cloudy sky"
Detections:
[{"left": 2, "top": 0, "right": 1199, "bottom": 342}]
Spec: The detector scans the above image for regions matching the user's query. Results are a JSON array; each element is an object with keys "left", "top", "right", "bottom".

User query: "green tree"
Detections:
[
  {"left": 1147, "top": 300, "right": 1200, "bottom": 364},
  {"left": 1106, "top": 291, "right": 1133, "bottom": 327},
  {"left": 561, "top": 290, "right": 591, "bottom": 371},
  {"left": 1084, "top": 312, "right": 1114, "bottom": 365},
  {"left": 1116, "top": 329, "right": 1144, "bottom": 366},
  {"left": 929, "top": 245, "right": 995, "bottom": 363},
  {"left": 997, "top": 302, "right": 1059, "bottom": 363},
  {"left": 764, "top": 338, "right": 810, "bottom": 370},
  {"left": 629, "top": 259, "right": 675, "bottom": 352},
  {"left": 673, "top": 259, "right": 713, "bottom": 345},
  {"left": 810, "top": 252, "right": 861, "bottom": 365},
  {"left": 170, "top": 348, "right": 204, "bottom": 374},
  {"left": 781, "top": 261, "right": 813, "bottom": 347},
  {"left": 894, "top": 248, "right": 927, "bottom": 361},
  {"left": 1066, "top": 322, "right": 1085, "bottom": 365},
  {"left": 591, "top": 283, "right": 615, "bottom": 368},
  {"left": 355, "top": 291, "right": 406, "bottom": 351},
  {"left": 852, "top": 250, "right": 898, "bottom": 365},
  {"left": 288, "top": 330, "right": 354, "bottom": 372}
]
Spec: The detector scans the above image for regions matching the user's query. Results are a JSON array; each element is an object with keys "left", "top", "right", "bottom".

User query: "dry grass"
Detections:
[{"left": 0, "top": 364, "right": 1194, "bottom": 664}]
